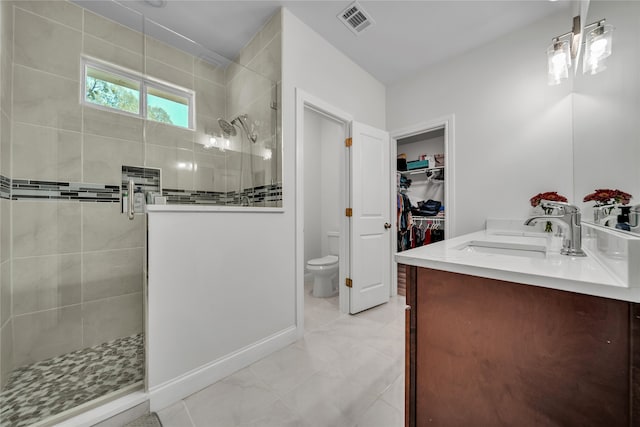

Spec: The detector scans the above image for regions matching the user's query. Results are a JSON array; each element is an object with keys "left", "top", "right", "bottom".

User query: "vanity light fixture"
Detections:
[
  {"left": 583, "top": 21, "right": 613, "bottom": 75},
  {"left": 547, "top": 16, "right": 613, "bottom": 85}
]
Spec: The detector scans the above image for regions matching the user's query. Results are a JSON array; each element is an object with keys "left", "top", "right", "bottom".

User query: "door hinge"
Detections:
[
  {"left": 345, "top": 137, "right": 352, "bottom": 147},
  {"left": 345, "top": 208, "right": 352, "bottom": 217},
  {"left": 345, "top": 278, "right": 353, "bottom": 288}
]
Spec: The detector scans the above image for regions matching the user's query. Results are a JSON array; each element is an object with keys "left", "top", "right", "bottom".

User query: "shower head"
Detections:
[
  {"left": 217, "top": 118, "right": 237, "bottom": 136},
  {"left": 231, "top": 114, "right": 258, "bottom": 143}
]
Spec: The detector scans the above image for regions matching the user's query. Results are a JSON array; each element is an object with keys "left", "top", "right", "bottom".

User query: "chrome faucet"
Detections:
[
  {"left": 631, "top": 204, "right": 640, "bottom": 230},
  {"left": 524, "top": 200, "right": 586, "bottom": 257}
]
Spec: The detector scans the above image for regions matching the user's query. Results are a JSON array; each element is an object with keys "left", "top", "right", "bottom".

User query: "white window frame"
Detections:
[{"left": 81, "top": 57, "right": 195, "bottom": 130}]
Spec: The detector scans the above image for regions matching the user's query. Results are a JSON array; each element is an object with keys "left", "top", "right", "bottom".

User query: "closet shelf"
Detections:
[
  {"left": 400, "top": 166, "right": 444, "bottom": 176},
  {"left": 413, "top": 215, "right": 445, "bottom": 221}
]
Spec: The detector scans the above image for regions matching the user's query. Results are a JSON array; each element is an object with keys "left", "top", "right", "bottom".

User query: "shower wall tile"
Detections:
[
  {"left": 245, "top": 89, "right": 274, "bottom": 148},
  {"left": 145, "top": 118, "right": 194, "bottom": 150},
  {"left": 83, "top": 34, "right": 143, "bottom": 73},
  {"left": 83, "top": 248, "right": 143, "bottom": 302},
  {"left": 194, "top": 151, "right": 227, "bottom": 192},
  {"left": 13, "top": 305, "right": 83, "bottom": 368},
  {"left": 0, "top": 1, "right": 12, "bottom": 119},
  {"left": 83, "top": 107, "right": 143, "bottom": 143},
  {"left": 195, "top": 114, "right": 221, "bottom": 152},
  {"left": 226, "top": 69, "right": 272, "bottom": 121},
  {"left": 14, "top": 8, "right": 82, "bottom": 81},
  {"left": 12, "top": 254, "right": 81, "bottom": 316},
  {"left": 145, "top": 36, "right": 194, "bottom": 74},
  {"left": 12, "top": 122, "right": 82, "bottom": 182},
  {"left": 1, "top": 260, "right": 10, "bottom": 325},
  {"left": 249, "top": 32, "right": 281, "bottom": 85},
  {"left": 237, "top": 10, "right": 281, "bottom": 69},
  {"left": 1, "top": 198, "right": 9, "bottom": 264},
  {"left": 13, "top": 0, "right": 83, "bottom": 31},
  {"left": 12, "top": 201, "right": 81, "bottom": 257},
  {"left": 195, "top": 58, "right": 225, "bottom": 86},
  {"left": 258, "top": 10, "right": 282, "bottom": 54},
  {"left": 84, "top": 134, "right": 144, "bottom": 186},
  {"left": 1, "top": 112, "right": 10, "bottom": 177},
  {"left": 13, "top": 65, "right": 82, "bottom": 132},
  {"left": 82, "top": 203, "right": 145, "bottom": 252},
  {"left": 145, "top": 145, "right": 194, "bottom": 190},
  {"left": 146, "top": 57, "right": 194, "bottom": 90},
  {"left": 224, "top": 60, "right": 244, "bottom": 87},
  {"left": 83, "top": 10, "right": 143, "bottom": 55},
  {"left": 1, "top": 319, "right": 13, "bottom": 389},
  {"left": 195, "top": 77, "right": 226, "bottom": 125},
  {"left": 82, "top": 293, "right": 143, "bottom": 348}
]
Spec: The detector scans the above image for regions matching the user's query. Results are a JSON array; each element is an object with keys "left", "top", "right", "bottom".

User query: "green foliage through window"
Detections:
[
  {"left": 85, "top": 75, "right": 140, "bottom": 114},
  {"left": 83, "top": 60, "right": 194, "bottom": 130}
]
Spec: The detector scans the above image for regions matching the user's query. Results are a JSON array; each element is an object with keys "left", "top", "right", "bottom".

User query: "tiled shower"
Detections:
[{"left": 0, "top": 1, "right": 282, "bottom": 425}]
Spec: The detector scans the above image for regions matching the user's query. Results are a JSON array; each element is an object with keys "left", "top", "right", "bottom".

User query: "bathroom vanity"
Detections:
[{"left": 396, "top": 226, "right": 640, "bottom": 426}]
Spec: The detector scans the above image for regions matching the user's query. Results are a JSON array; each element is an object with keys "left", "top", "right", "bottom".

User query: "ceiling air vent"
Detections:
[{"left": 338, "top": 2, "right": 375, "bottom": 35}]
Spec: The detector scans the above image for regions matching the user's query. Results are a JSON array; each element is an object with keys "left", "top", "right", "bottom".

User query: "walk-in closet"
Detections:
[{"left": 396, "top": 127, "right": 446, "bottom": 295}]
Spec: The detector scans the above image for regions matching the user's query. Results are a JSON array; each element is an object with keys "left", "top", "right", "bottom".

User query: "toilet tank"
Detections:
[{"left": 327, "top": 232, "right": 340, "bottom": 256}]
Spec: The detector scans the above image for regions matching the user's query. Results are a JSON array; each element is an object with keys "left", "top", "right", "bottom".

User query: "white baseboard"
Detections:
[{"left": 148, "top": 325, "right": 298, "bottom": 412}]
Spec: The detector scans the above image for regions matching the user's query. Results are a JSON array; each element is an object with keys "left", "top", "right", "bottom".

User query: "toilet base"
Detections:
[{"left": 313, "top": 273, "right": 338, "bottom": 298}]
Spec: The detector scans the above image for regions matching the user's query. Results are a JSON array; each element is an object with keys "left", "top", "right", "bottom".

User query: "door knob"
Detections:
[{"left": 384, "top": 222, "right": 391, "bottom": 229}]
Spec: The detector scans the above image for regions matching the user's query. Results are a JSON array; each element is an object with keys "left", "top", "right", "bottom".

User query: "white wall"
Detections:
[
  {"left": 282, "top": 9, "right": 386, "bottom": 130},
  {"left": 319, "top": 113, "right": 343, "bottom": 256},
  {"left": 147, "top": 207, "right": 295, "bottom": 410},
  {"left": 387, "top": 9, "right": 575, "bottom": 236},
  {"left": 398, "top": 132, "right": 444, "bottom": 163},
  {"left": 303, "top": 108, "right": 344, "bottom": 263},
  {"left": 303, "top": 109, "right": 322, "bottom": 263}
]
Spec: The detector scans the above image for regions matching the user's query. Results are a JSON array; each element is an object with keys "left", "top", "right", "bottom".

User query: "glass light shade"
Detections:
[
  {"left": 547, "top": 39, "right": 571, "bottom": 85},
  {"left": 583, "top": 24, "right": 613, "bottom": 75}
]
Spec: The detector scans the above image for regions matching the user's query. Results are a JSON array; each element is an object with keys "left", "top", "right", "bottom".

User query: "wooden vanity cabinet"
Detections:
[{"left": 403, "top": 264, "right": 639, "bottom": 427}]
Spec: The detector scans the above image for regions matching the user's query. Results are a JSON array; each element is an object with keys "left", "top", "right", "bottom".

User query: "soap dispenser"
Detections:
[{"left": 615, "top": 206, "right": 632, "bottom": 231}]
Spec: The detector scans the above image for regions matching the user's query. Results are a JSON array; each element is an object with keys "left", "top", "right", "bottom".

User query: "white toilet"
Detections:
[{"left": 306, "top": 233, "right": 339, "bottom": 297}]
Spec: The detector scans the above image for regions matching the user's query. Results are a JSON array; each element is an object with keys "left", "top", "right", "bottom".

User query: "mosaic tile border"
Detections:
[
  {"left": 0, "top": 174, "right": 9, "bottom": 200},
  {"left": 5, "top": 174, "right": 282, "bottom": 206},
  {"left": 163, "top": 182, "right": 282, "bottom": 205},
  {"left": 12, "top": 180, "right": 120, "bottom": 202},
  {"left": 163, "top": 188, "right": 228, "bottom": 205},
  {"left": 122, "top": 165, "right": 162, "bottom": 195}
]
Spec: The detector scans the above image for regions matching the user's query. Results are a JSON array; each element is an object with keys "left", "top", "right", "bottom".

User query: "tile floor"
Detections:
[
  {"left": 158, "top": 281, "right": 406, "bottom": 427},
  {"left": 0, "top": 333, "right": 144, "bottom": 427}
]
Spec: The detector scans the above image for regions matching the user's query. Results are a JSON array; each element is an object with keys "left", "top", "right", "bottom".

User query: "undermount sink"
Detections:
[{"left": 455, "top": 240, "right": 547, "bottom": 259}]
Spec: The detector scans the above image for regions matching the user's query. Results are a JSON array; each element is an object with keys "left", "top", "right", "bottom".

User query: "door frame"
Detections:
[
  {"left": 389, "top": 115, "right": 456, "bottom": 295},
  {"left": 295, "top": 89, "right": 353, "bottom": 338}
]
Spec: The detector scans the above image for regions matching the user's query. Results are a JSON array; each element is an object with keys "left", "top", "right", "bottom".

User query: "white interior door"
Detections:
[{"left": 349, "top": 121, "right": 391, "bottom": 314}]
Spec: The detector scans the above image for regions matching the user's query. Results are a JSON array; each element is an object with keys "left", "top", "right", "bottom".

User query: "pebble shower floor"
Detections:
[{"left": 0, "top": 333, "right": 144, "bottom": 427}]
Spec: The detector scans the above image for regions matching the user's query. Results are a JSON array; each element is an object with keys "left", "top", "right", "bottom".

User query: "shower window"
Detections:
[
  {"left": 82, "top": 57, "right": 195, "bottom": 130},
  {"left": 146, "top": 83, "right": 192, "bottom": 129}
]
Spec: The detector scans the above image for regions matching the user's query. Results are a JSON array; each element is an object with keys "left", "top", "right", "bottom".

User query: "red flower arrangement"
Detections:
[
  {"left": 530, "top": 191, "right": 568, "bottom": 208},
  {"left": 583, "top": 189, "right": 632, "bottom": 206}
]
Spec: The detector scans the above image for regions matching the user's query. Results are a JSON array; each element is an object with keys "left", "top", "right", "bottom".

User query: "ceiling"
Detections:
[{"left": 75, "top": 0, "right": 571, "bottom": 85}]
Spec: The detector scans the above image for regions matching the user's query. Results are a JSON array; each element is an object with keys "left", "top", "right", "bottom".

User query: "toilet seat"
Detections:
[{"left": 307, "top": 255, "right": 338, "bottom": 267}]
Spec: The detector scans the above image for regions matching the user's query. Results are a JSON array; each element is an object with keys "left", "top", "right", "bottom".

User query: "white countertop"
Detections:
[{"left": 394, "top": 229, "right": 639, "bottom": 302}]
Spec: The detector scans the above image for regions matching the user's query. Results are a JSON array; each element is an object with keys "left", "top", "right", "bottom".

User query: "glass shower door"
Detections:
[{"left": 0, "top": 2, "right": 146, "bottom": 425}]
